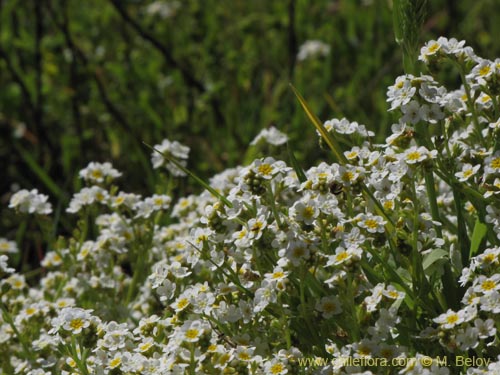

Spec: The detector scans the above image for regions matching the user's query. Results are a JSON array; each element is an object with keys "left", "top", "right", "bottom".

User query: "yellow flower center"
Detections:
[
  {"left": 481, "top": 95, "right": 491, "bottom": 103},
  {"left": 428, "top": 42, "right": 440, "bottom": 53},
  {"left": 383, "top": 201, "right": 394, "bottom": 210},
  {"left": 185, "top": 328, "right": 200, "bottom": 340},
  {"left": 342, "top": 171, "right": 354, "bottom": 182},
  {"left": 479, "top": 65, "right": 491, "bottom": 76},
  {"left": 251, "top": 222, "right": 263, "bottom": 232},
  {"left": 445, "top": 314, "right": 459, "bottom": 325},
  {"left": 109, "top": 357, "right": 121, "bottom": 369},
  {"left": 238, "top": 352, "right": 251, "bottom": 361},
  {"left": 483, "top": 254, "right": 496, "bottom": 264},
  {"left": 272, "top": 271, "right": 285, "bottom": 279},
  {"left": 335, "top": 251, "right": 349, "bottom": 262},
  {"left": 364, "top": 219, "right": 379, "bottom": 230},
  {"left": 463, "top": 169, "right": 473, "bottom": 178},
  {"left": 176, "top": 298, "right": 189, "bottom": 310},
  {"left": 91, "top": 169, "right": 103, "bottom": 179},
  {"left": 322, "top": 301, "right": 337, "bottom": 313},
  {"left": 303, "top": 206, "right": 315, "bottom": 219},
  {"left": 358, "top": 345, "right": 372, "bottom": 356},
  {"left": 482, "top": 280, "right": 496, "bottom": 291},
  {"left": 13, "top": 280, "right": 24, "bottom": 289},
  {"left": 139, "top": 341, "right": 153, "bottom": 352},
  {"left": 292, "top": 247, "right": 306, "bottom": 258},
  {"left": 114, "top": 196, "right": 125, "bottom": 206},
  {"left": 25, "top": 307, "right": 37, "bottom": 316},
  {"left": 69, "top": 318, "right": 84, "bottom": 331},
  {"left": 270, "top": 363, "right": 285, "bottom": 374},
  {"left": 387, "top": 291, "right": 399, "bottom": 299},
  {"left": 407, "top": 151, "right": 421, "bottom": 161},
  {"left": 491, "top": 157, "right": 500, "bottom": 169},
  {"left": 258, "top": 163, "right": 273, "bottom": 176}
]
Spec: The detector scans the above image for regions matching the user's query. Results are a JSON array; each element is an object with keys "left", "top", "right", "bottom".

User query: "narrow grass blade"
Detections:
[
  {"left": 289, "top": 84, "right": 346, "bottom": 164},
  {"left": 287, "top": 143, "right": 306, "bottom": 183},
  {"left": 143, "top": 142, "right": 233, "bottom": 208},
  {"left": 14, "top": 143, "right": 63, "bottom": 198}
]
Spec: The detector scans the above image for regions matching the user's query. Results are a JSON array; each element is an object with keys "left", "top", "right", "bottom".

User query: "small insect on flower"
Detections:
[{"left": 329, "top": 182, "right": 343, "bottom": 195}]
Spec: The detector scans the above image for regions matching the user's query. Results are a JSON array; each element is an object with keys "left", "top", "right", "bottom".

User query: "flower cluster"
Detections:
[
  {"left": 8, "top": 189, "right": 52, "bottom": 215},
  {"left": 1, "top": 38, "right": 500, "bottom": 375}
]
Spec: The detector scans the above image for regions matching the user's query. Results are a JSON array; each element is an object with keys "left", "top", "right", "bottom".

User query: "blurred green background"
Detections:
[{"left": 1, "top": 0, "right": 500, "bottom": 239}]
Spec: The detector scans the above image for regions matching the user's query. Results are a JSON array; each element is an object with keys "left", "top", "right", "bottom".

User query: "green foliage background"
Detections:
[{"left": 1, "top": 0, "right": 500, "bottom": 256}]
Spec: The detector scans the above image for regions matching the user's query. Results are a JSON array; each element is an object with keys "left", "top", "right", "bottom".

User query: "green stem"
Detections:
[
  {"left": 423, "top": 169, "right": 443, "bottom": 238},
  {"left": 0, "top": 303, "right": 34, "bottom": 362},
  {"left": 457, "top": 66, "right": 484, "bottom": 145},
  {"left": 70, "top": 336, "right": 90, "bottom": 375},
  {"left": 267, "top": 184, "right": 283, "bottom": 229}
]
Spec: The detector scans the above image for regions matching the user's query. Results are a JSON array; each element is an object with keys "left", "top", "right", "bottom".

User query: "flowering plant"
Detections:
[{"left": 1, "top": 37, "right": 500, "bottom": 375}]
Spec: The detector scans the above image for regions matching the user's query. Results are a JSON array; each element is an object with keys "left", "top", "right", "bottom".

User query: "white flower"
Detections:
[
  {"left": 473, "top": 274, "right": 500, "bottom": 295},
  {"left": 484, "top": 151, "right": 500, "bottom": 177},
  {"left": 357, "top": 213, "right": 386, "bottom": 233},
  {"left": 297, "top": 40, "right": 330, "bottom": 61},
  {"left": 263, "top": 358, "right": 288, "bottom": 375},
  {"left": 474, "top": 318, "right": 496, "bottom": 338},
  {"left": 9, "top": 189, "right": 52, "bottom": 215},
  {"left": 145, "top": 0, "right": 180, "bottom": 19},
  {"left": 402, "top": 146, "right": 436, "bottom": 165},
  {"left": 456, "top": 326, "right": 479, "bottom": 350},
  {"left": 455, "top": 163, "right": 481, "bottom": 182},
  {"left": 0, "top": 255, "right": 14, "bottom": 274},
  {"left": 315, "top": 296, "right": 342, "bottom": 318},
  {"left": 253, "top": 280, "right": 277, "bottom": 313},
  {"left": 387, "top": 75, "right": 416, "bottom": 110},
  {"left": 67, "top": 186, "right": 109, "bottom": 213},
  {"left": 247, "top": 215, "right": 267, "bottom": 240},
  {"left": 178, "top": 320, "right": 208, "bottom": 343},
  {"left": 433, "top": 307, "right": 475, "bottom": 329},
  {"left": 0, "top": 238, "right": 18, "bottom": 254},
  {"left": 285, "top": 239, "right": 311, "bottom": 266},
  {"left": 251, "top": 126, "right": 288, "bottom": 146},
  {"left": 290, "top": 199, "right": 319, "bottom": 225},
  {"left": 51, "top": 307, "right": 93, "bottom": 334},
  {"left": 79, "top": 161, "right": 121, "bottom": 184},
  {"left": 151, "top": 138, "right": 190, "bottom": 176},
  {"left": 419, "top": 39, "right": 442, "bottom": 62},
  {"left": 134, "top": 194, "right": 172, "bottom": 219},
  {"left": 401, "top": 100, "right": 423, "bottom": 124}
]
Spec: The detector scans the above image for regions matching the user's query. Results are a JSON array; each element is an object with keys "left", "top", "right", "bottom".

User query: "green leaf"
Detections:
[
  {"left": 392, "top": 0, "right": 403, "bottom": 45},
  {"left": 422, "top": 249, "right": 449, "bottom": 270},
  {"left": 470, "top": 219, "right": 487, "bottom": 258}
]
